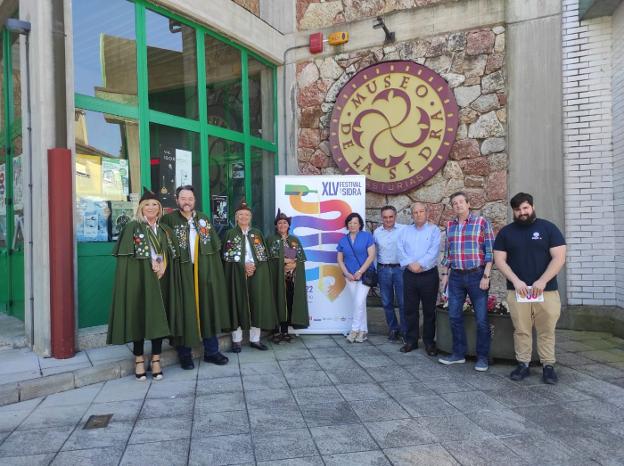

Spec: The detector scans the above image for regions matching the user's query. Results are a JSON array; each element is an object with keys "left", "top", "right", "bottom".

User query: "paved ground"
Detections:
[{"left": 1, "top": 331, "right": 624, "bottom": 466}]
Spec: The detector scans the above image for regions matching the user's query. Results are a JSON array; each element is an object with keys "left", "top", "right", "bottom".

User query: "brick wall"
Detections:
[
  {"left": 613, "top": 2, "right": 624, "bottom": 307},
  {"left": 562, "top": 0, "right": 616, "bottom": 305}
]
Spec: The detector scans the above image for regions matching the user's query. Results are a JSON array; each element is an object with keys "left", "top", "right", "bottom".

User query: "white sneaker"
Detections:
[
  {"left": 346, "top": 330, "right": 358, "bottom": 343},
  {"left": 355, "top": 331, "right": 368, "bottom": 343}
]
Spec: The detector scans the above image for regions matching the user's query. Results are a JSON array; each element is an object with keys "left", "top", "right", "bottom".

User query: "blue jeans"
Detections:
[
  {"left": 447, "top": 269, "right": 490, "bottom": 359},
  {"left": 378, "top": 265, "right": 406, "bottom": 335}
]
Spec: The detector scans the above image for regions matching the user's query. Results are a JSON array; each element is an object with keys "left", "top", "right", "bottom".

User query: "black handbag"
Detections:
[{"left": 346, "top": 235, "right": 378, "bottom": 287}]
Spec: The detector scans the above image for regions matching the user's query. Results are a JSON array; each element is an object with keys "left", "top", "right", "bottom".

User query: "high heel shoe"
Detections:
[
  {"left": 151, "top": 356, "right": 163, "bottom": 380},
  {"left": 135, "top": 357, "right": 147, "bottom": 381}
]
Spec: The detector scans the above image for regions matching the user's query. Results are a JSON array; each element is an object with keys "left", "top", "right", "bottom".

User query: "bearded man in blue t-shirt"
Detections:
[{"left": 493, "top": 192, "right": 566, "bottom": 385}]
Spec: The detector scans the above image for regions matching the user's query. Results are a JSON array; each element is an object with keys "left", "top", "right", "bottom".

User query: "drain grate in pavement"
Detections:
[{"left": 83, "top": 414, "right": 113, "bottom": 429}]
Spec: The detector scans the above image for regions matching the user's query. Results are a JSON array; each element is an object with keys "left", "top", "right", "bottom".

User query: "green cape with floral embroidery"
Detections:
[
  {"left": 222, "top": 226, "right": 278, "bottom": 330},
  {"left": 267, "top": 234, "right": 310, "bottom": 329},
  {"left": 107, "top": 220, "right": 175, "bottom": 345},
  {"left": 162, "top": 210, "right": 231, "bottom": 347}
]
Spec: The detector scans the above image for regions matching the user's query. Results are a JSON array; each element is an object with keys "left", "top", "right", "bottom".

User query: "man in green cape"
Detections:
[
  {"left": 267, "top": 209, "right": 310, "bottom": 343},
  {"left": 162, "top": 185, "right": 231, "bottom": 368},
  {"left": 223, "top": 201, "right": 277, "bottom": 352}
]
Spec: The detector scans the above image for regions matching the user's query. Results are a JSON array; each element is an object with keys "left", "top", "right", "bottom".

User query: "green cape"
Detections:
[
  {"left": 267, "top": 234, "right": 310, "bottom": 329},
  {"left": 222, "top": 226, "right": 278, "bottom": 330},
  {"left": 162, "top": 211, "right": 231, "bottom": 346},
  {"left": 107, "top": 220, "right": 174, "bottom": 344}
]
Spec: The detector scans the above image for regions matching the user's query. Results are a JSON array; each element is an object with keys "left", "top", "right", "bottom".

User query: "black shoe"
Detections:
[
  {"left": 425, "top": 345, "right": 438, "bottom": 357},
  {"left": 231, "top": 342, "right": 242, "bottom": 353},
  {"left": 271, "top": 333, "right": 283, "bottom": 344},
  {"left": 400, "top": 343, "right": 417, "bottom": 353},
  {"left": 543, "top": 365, "right": 558, "bottom": 384},
  {"left": 204, "top": 352, "right": 229, "bottom": 365},
  {"left": 388, "top": 330, "right": 400, "bottom": 341},
  {"left": 250, "top": 341, "right": 268, "bottom": 351},
  {"left": 179, "top": 353, "right": 195, "bottom": 370},
  {"left": 510, "top": 363, "right": 530, "bottom": 381}
]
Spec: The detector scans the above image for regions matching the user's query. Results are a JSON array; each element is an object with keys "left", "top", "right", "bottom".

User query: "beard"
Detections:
[{"left": 514, "top": 210, "right": 536, "bottom": 225}]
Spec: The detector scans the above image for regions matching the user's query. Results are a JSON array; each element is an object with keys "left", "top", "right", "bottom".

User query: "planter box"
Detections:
[{"left": 436, "top": 308, "right": 538, "bottom": 361}]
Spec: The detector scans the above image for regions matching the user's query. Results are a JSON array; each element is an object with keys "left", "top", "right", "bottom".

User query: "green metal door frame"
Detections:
[{"left": 0, "top": 24, "right": 25, "bottom": 319}]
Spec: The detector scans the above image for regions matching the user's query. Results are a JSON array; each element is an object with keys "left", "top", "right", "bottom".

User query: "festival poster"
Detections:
[
  {"left": 12, "top": 155, "right": 23, "bottom": 211},
  {"left": 102, "top": 158, "right": 129, "bottom": 201},
  {"left": 76, "top": 198, "right": 110, "bottom": 242},
  {"left": 175, "top": 149, "right": 192, "bottom": 188},
  {"left": 275, "top": 175, "right": 366, "bottom": 334},
  {"left": 111, "top": 200, "right": 136, "bottom": 241},
  {"left": 158, "top": 147, "right": 176, "bottom": 208}
]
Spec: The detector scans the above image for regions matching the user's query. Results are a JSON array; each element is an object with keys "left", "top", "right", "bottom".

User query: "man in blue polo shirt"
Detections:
[
  {"left": 373, "top": 205, "right": 405, "bottom": 341},
  {"left": 494, "top": 192, "right": 566, "bottom": 384}
]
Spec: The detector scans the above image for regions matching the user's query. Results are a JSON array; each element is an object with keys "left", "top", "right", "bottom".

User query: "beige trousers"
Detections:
[{"left": 507, "top": 290, "right": 561, "bottom": 365}]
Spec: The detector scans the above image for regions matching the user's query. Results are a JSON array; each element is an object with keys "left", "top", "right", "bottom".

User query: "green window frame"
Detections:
[{"left": 74, "top": 0, "right": 278, "bottom": 215}]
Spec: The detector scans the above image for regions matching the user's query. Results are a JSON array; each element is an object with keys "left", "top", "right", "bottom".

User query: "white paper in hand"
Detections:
[{"left": 515, "top": 286, "right": 544, "bottom": 303}]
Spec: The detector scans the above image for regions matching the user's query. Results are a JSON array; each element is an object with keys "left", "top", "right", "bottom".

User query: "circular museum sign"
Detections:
[{"left": 329, "top": 60, "right": 459, "bottom": 194}]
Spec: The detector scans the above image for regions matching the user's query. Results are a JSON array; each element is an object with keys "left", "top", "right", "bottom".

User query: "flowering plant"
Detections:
[{"left": 438, "top": 294, "right": 509, "bottom": 315}]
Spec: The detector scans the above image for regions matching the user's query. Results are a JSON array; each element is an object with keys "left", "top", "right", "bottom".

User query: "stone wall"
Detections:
[
  {"left": 295, "top": 26, "right": 508, "bottom": 296},
  {"left": 296, "top": 0, "right": 462, "bottom": 30}
]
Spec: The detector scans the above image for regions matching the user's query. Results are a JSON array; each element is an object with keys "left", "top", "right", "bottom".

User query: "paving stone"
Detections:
[
  {"left": 352, "top": 355, "right": 395, "bottom": 368},
  {"left": 350, "top": 399, "right": 410, "bottom": 422},
  {"left": 244, "top": 388, "right": 297, "bottom": 410},
  {"left": 42, "top": 362, "right": 92, "bottom": 377},
  {"left": 513, "top": 403, "right": 582, "bottom": 431},
  {"left": 501, "top": 433, "right": 589, "bottom": 465},
  {"left": 527, "top": 383, "right": 593, "bottom": 403},
  {"left": 465, "top": 408, "right": 540, "bottom": 436},
  {"left": 197, "top": 361, "right": 241, "bottom": 379},
  {"left": 284, "top": 370, "right": 333, "bottom": 388},
  {"left": 315, "top": 357, "right": 359, "bottom": 371},
  {"left": 120, "top": 438, "right": 190, "bottom": 466},
  {"left": 576, "top": 363, "right": 624, "bottom": 379},
  {"left": 0, "top": 381, "right": 19, "bottom": 406},
  {"left": 239, "top": 361, "right": 282, "bottom": 375},
  {"left": 308, "top": 347, "right": 344, "bottom": 359},
  {"left": 93, "top": 378, "right": 150, "bottom": 403},
  {"left": 279, "top": 358, "right": 322, "bottom": 372},
  {"left": 397, "top": 395, "right": 461, "bottom": 417},
  {"left": 485, "top": 387, "right": 552, "bottom": 408},
  {"left": 0, "top": 425, "right": 74, "bottom": 456},
  {"left": 292, "top": 385, "right": 344, "bottom": 404},
  {"left": 195, "top": 392, "right": 245, "bottom": 414},
  {"left": 549, "top": 426, "right": 624, "bottom": 464},
  {"left": 554, "top": 351, "right": 597, "bottom": 366},
  {"left": 310, "top": 423, "right": 377, "bottom": 455},
  {"left": 365, "top": 365, "right": 415, "bottom": 382},
  {"left": 301, "top": 336, "right": 341, "bottom": 349},
  {"left": 274, "top": 348, "right": 313, "bottom": 361},
  {"left": 580, "top": 350, "right": 624, "bottom": 364},
  {"left": 415, "top": 414, "right": 492, "bottom": 442},
  {"left": 421, "top": 377, "right": 475, "bottom": 394},
  {"left": 0, "top": 453, "right": 55, "bottom": 465},
  {"left": 147, "top": 380, "right": 196, "bottom": 399},
  {"left": 300, "top": 401, "right": 360, "bottom": 427},
  {"left": 323, "top": 450, "right": 390, "bottom": 466},
  {"left": 258, "top": 456, "right": 323, "bottom": 466},
  {"left": 17, "top": 403, "right": 90, "bottom": 430},
  {"left": 253, "top": 428, "right": 317, "bottom": 462},
  {"left": 461, "top": 373, "right": 516, "bottom": 391},
  {"left": 443, "top": 438, "right": 525, "bottom": 465},
  {"left": 192, "top": 409, "right": 249, "bottom": 437},
  {"left": 335, "top": 383, "right": 387, "bottom": 401},
  {"left": 62, "top": 421, "right": 133, "bottom": 450},
  {"left": 194, "top": 376, "right": 242, "bottom": 396},
  {"left": 0, "top": 348, "right": 40, "bottom": 375},
  {"left": 51, "top": 446, "right": 124, "bottom": 466},
  {"left": 243, "top": 373, "right": 288, "bottom": 391},
  {"left": 366, "top": 418, "right": 436, "bottom": 448},
  {"left": 379, "top": 381, "right": 435, "bottom": 400},
  {"left": 0, "top": 407, "right": 32, "bottom": 432},
  {"left": 236, "top": 349, "right": 277, "bottom": 364},
  {"left": 41, "top": 383, "right": 103, "bottom": 408},
  {"left": 188, "top": 434, "right": 254, "bottom": 465},
  {"left": 572, "top": 379, "right": 624, "bottom": 400},
  {"left": 83, "top": 399, "right": 143, "bottom": 423},
  {"left": 384, "top": 444, "right": 459, "bottom": 465},
  {"left": 564, "top": 399, "right": 624, "bottom": 425},
  {"left": 441, "top": 390, "right": 507, "bottom": 413},
  {"left": 325, "top": 368, "right": 375, "bottom": 384},
  {"left": 139, "top": 396, "right": 194, "bottom": 420},
  {"left": 129, "top": 416, "right": 191, "bottom": 444},
  {"left": 248, "top": 405, "right": 306, "bottom": 432}
]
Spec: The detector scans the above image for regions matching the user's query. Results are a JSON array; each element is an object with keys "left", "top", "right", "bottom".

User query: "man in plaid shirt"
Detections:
[{"left": 438, "top": 192, "right": 494, "bottom": 371}]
